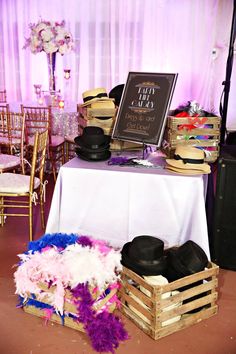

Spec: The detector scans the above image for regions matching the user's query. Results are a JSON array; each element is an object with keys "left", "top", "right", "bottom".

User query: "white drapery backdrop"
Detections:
[{"left": 0, "top": 0, "right": 234, "bottom": 125}]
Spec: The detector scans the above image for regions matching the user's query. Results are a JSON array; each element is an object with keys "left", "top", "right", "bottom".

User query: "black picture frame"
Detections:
[{"left": 112, "top": 71, "right": 178, "bottom": 147}]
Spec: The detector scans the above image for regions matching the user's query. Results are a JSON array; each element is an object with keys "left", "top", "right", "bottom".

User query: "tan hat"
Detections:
[
  {"left": 90, "top": 100, "right": 115, "bottom": 109},
  {"left": 81, "top": 87, "right": 110, "bottom": 107},
  {"left": 166, "top": 145, "right": 211, "bottom": 174},
  {"left": 165, "top": 165, "right": 209, "bottom": 175}
]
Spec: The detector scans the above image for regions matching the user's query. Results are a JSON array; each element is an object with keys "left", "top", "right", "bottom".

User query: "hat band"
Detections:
[
  {"left": 136, "top": 259, "right": 163, "bottom": 266},
  {"left": 83, "top": 92, "right": 108, "bottom": 103},
  {"left": 174, "top": 154, "right": 204, "bottom": 165}
]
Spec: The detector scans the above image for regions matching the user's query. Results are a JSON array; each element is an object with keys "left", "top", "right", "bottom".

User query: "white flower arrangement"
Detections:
[{"left": 23, "top": 19, "right": 73, "bottom": 55}]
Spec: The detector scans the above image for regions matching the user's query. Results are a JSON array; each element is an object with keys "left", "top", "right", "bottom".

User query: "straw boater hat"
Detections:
[
  {"left": 165, "top": 145, "right": 211, "bottom": 174},
  {"left": 81, "top": 87, "right": 111, "bottom": 107}
]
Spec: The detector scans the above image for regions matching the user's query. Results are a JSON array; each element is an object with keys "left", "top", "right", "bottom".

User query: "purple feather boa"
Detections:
[{"left": 71, "top": 283, "right": 129, "bottom": 353}]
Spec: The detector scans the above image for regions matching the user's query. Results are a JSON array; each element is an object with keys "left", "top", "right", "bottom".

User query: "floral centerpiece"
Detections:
[{"left": 23, "top": 20, "right": 74, "bottom": 91}]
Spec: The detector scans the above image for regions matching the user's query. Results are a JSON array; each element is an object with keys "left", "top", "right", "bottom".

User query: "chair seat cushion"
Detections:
[
  {"left": 0, "top": 154, "right": 21, "bottom": 169},
  {"left": 0, "top": 173, "right": 40, "bottom": 193},
  {"left": 65, "top": 134, "right": 77, "bottom": 143}
]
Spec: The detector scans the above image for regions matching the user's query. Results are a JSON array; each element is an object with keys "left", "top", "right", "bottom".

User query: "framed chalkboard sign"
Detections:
[{"left": 112, "top": 72, "right": 178, "bottom": 147}]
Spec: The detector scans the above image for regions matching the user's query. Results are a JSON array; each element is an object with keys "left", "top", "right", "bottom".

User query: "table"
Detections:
[{"left": 46, "top": 152, "right": 210, "bottom": 258}]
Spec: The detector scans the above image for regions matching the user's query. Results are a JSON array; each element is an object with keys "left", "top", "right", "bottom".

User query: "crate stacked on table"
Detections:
[
  {"left": 118, "top": 263, "right": 219, "bottom": 340},
  {"left": 78, "top": 103, "right": 142, "bottom": 151},
  {"left": 162, "top": 115, "right": 221, "bottom": 163},
  {"left": 14, "top": 233, "right": 128, "bottom": 353}
]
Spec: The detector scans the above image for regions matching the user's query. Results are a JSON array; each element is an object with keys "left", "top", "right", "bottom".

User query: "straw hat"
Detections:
[
  {"left": 81, "top": 87, "right": 110, "bottom": 107},
  {"left": 165, "top": 145, "right": 211, "bottom": 174},
  {"left": 90, "top": 100, "right": 115, "bottom": 109}
]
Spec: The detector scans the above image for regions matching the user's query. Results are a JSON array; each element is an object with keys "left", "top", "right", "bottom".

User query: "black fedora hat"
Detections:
[
  {"left": 74, "top": 126, "right": 111, "bottom": 149},
  {"left": 164, "top": 240, "right": 208, "bottom": 282},
  {"left": 76, "top": 147, "right": 111, "bottom": 162},
  {"left": 121, "top": 235, "right": 167, "bottom": 276}
]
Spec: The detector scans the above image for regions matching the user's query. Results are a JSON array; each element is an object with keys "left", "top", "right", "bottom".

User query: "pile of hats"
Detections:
[
  {"left": 121, "top": 236, "right": 209, "bottom": 316},
  {"left": 165, "top": 144, "right": 211, "bottom": 175},
  {"left": 74, "top": 126, "right": 111, "bottom": 162},
  {"left": 80, "top": 87, "right": 116, "bottom": 136},
  {"left": 121, "top": 235, "right": 208, "bottom": 281}
]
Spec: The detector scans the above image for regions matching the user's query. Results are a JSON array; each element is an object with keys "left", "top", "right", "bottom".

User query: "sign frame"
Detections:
[{"left": 112, "top": 71, "right": 178, "bottom": 147}]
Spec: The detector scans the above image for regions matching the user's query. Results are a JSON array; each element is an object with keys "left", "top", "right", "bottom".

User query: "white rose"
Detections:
[
  {"left": 43, "top": 42, "right": 58, "bottom": 54},
  {"left": 35, "top": 22, "right": 48, "bottom": 34},
  {"left": 31, "top": 35, "right": 40, "bottom": 47},
  {"left": 58, "top": 43, "right": 67, "bottom": 55},
  {"left": 41, "top": 28, "right": 53, "bottom": 42},
  {"left": 55, "top": 28, "right": 66, "bottom": 41}
]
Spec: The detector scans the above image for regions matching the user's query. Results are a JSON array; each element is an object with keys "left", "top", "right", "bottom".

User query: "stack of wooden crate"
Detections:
[{"left": 78, "top": 101, "right": 142, "bottom": 151}]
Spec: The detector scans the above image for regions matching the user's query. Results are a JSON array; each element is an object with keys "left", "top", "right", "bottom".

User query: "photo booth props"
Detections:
[{"left": 14, "top": 233, "right": 128, "bottom": 353}]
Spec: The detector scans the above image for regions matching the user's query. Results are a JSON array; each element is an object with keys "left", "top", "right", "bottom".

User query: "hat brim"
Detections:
[
  {"left": 76, "top": 149, "right": 111, "bottom": 162},
  {"left": 165, "top": 166, "right": 209, "bottom": 175},
  {"left": 74, "top": 134, "right": 111, "bottom": 149},
  {"left": 81, "top": 97, "right": 111, "bottom": 107},
  {"left": 121, "top": 242, "right": 167, "bottom": 276},
  {"left": 166, "top": 158, "right": 210, "bottom": 174}
]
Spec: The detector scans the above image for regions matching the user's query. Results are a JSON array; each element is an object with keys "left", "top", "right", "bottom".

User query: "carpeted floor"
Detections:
[{"left": 0, "top": 174, "right": 236, "bottom": 354}]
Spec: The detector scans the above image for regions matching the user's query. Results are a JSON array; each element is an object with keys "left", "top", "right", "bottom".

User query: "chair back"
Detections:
[
  {"left": 21, "top": 105, "right": 52, "bottom": 146},
  {"left": 29, "top": 129, "right": 48, "bottom": 195},
  {"left": 0, "top": 104, "right": 9, "bottom": 114},
  {"left": 0, "top": 90, "right": 7, "bottom": 103},
  {"left": 7, "top": 112, "right": 26, "bottom": 173},
  {"left": 0, "top": 110, "right": 9, "bottom": 153}
]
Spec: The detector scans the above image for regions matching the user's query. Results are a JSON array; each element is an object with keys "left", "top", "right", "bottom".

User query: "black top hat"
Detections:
[
  {"left": 74, "top": 126, "right": 111, "bottom": 150},
  {"left": 164, "top": 240, "right": 208, "bottom": 282},
  {"left": 109, "top": 84, "right": 124, "bottom": 106},
  {"left": 121, "top": 235, "right": 167, "bottom": 276}
]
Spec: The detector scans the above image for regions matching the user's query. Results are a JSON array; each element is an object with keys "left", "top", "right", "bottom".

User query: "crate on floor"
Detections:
[
  {"left": 23, "top": 282, "right": 117, "bottom": 333},
  {"left": 162, "top": 116, "right": 221, "bottom": 163},
  {"left": 118, "top": 262, "right": 219, "bottom": 340}
]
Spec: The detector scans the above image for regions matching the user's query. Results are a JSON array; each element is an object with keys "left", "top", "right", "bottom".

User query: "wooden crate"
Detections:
[
  {"left": 118, "top": 263, "right": 219, "bottom": 340},
  {"left": 23, "top": 282, "right": 117, "bottom": 333},
  {"left": 162, "top": 116, "right": 221, "bottom": 163}
]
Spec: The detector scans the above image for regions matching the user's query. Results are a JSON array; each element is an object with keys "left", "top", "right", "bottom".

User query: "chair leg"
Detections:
[
  {"left": 0, "top": 196, "right": 4, "bottom": 226},
  {"left": 49, "top": 147, "right": 57, "bottom": 183},
  {"left": 65, "top": 141, "right": 69, "bottom": 162},
  {"left": 61, "top": 143, "right": 65, "bottom": 165},
  {"left": 40, "top": 191, "right": 45, "bottom": 230},
  {"left": 29, "top": 198, "right": 33, "bottom": 242}
]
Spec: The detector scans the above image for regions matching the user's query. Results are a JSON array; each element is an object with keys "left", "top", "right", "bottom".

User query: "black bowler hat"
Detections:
[
  {"left": 74, "top": 126, "right": 111, "bottom": 150},
  {"left": 75, "top": 147, "right": 111, "bottom": 162},
  {"left": 121, "top": 235, "right": 167, "bottom": 276},
  {"left": 164, "top": 240, "right": 208, "bottom": 282}
]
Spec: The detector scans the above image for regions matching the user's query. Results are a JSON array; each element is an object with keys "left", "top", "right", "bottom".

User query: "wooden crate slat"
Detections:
[{"left": 118, "top": 263, "right": 219, "bottom": 340}]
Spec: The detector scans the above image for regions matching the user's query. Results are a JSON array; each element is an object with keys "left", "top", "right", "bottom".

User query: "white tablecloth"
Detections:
[{"left": 46, "top": 153, "right": 210, "bottom": 258}]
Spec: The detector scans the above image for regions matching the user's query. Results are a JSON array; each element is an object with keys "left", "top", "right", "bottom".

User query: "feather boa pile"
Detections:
[{"left": 14, "top": 233, "right": 128, "bottom": 353}]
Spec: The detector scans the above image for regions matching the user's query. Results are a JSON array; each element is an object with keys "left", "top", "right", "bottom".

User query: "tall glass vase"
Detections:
[{"left": 47, "top": 52, "right": 57, "bottom": 93}]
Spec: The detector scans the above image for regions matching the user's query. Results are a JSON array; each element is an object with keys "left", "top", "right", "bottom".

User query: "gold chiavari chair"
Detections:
[
  {"left": 0, "top": 130, "right": 48, "bottom": 241},
  {"left": 0, "top": 112, "right": 26, "bottom": 174},
  {"left": 0, "top": 104, "right": 9, "bottom": 114},
  {"left": 21, "top": 105, "right": 65, "bottom": 182},
  {"left": 0, "top": 90, "right": 7, "bottom": 103},
  {"left": 0, "top": 110, "right": 9, "bottom": 154}
]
